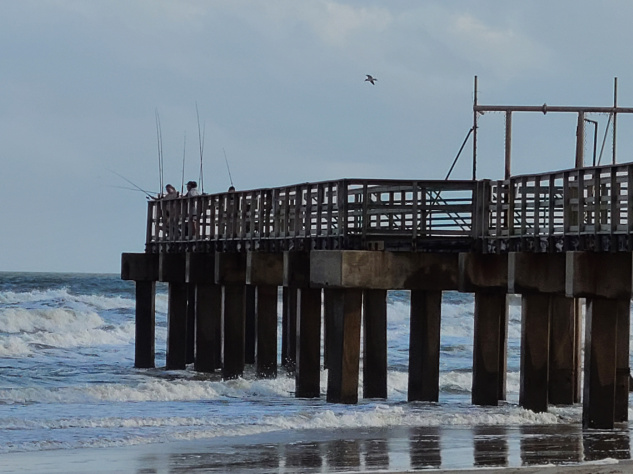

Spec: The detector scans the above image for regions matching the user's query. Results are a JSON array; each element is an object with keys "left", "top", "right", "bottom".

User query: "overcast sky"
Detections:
[{"left": 3, "top": 1, "right": 633, "bottom": 273}]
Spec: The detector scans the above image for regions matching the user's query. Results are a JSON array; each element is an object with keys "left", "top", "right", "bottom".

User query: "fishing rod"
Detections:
[
  {"left": 108, "top": 169, "right": 155, "bottom": 199},
  {"left": 107, "top": 184, "right": 159, "bottom": 194},
  {"left": 223, "top": 148, "right": 234, "bottom": 188},
  {"left": 181, "top": 132, "right": 186, "bottom": 195},
  {"left": 155, "top": 109, "right": 164, "bottom": 194},
  {"left": 196, "top": 103, "right": 205, "bottom": 193}
]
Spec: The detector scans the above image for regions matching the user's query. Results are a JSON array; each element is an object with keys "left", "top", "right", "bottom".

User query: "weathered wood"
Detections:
[
  {"left": 326, "top": 289, "right": 362, "bottom": 404},
  {"left": 186, "top": 284, "right": 196, "bottom": 365},
  {"left": 548, "top": 296, "right": 578, "bottom": 405},
  {"left": 323, "top": 288, "right": 335, "bottom": 369},
  {"left": 222, "top": 284, "right": 246, "bottom": 380},
  {"left": 362, "top": 289, "right": 387, "bottom": 399},
  {"left": 519, "top": 293, "right": 550, "bottom": 413},
  {"left": 194, "top": 283, "right": 221, "bottom": 373},
  {"left": 256, "top": 285, "right": 278, "bottom": 378},
  {"left": 583, "top": 297, "right": 618, "bottom": 429},
  {"left": 121, "top": 253, "right": 158, "bottom": 281},
  {"left": 281, "top": 287, "right": 297, "bottom": 372},
  {"left": 615, "top": 298, "right": 630, "bottom": 423},
  {"left": 472, "top": 293, "right": 507, "bottom": 406},
  {"left": 134, "top": 280, "right": 155, "bottom": 369},
  {"left": 244, "top": 285, "right": 256, "bottom": 364},
  {"left": 566, "top": 252, "right": 632, "bottom": 299},
  {"left": 166, "top": 283, "right": 188, "bottom": 370},
  {"left": 408, "top": 290, "right": 442, "bottom": 402},
  {"left": 310, "top": 251, "right": 458, "bottom": 290},
  {"left": 296, "top": 288, "right": 322, "bottom": 398}
]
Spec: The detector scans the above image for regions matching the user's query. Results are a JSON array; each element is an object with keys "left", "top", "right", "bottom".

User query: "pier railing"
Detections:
[
  {"left": 145, "top": 179, "right": 481, "bottom": 253},
  {"left": 145, "top": 162, "right": 633, "bottom": 254},
  {"left": 484, "top": 162, "right": 633, "bottom": 252}
]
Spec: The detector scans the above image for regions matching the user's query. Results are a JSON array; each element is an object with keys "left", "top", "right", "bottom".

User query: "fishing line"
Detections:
[
  {"left": 223, "top": 148, "right": 234, "bottom": 187},
  {"left": 196, "top": 103, "right": 205, "bottom": 193},
  {"left": 155, "top": 109, "right": 164, "bottom": 194},
  {"left": 108, "top": 169, "right": 154, "bottom": 199},
  {"left": 181, "top": 132, "right": 186, "bottom": 195}
]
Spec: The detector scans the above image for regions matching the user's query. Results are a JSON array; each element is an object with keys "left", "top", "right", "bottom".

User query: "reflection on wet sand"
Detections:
[
  {"left": 409, "top": 426, "right": 441, "bottom": 469},
  {"left": 363, "top": 437, "right": 390, "bottom": 470},
  {"left": 129, "top": 425, "right": 633, "bottom": 473},
  {"left": 473, "top": 426, "right": 508, "bottom": 468},
  {"left": 520, "top": 425, "right": 583, "bottom": 465}
]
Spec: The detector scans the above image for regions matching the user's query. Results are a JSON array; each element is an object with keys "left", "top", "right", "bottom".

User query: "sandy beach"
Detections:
[{"left": 2, "top": 424, "right": 632, "bottom": 473}]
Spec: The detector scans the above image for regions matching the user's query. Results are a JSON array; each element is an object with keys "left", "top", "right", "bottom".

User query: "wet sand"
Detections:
[{"left": 1, "top": 424, "right": 632, "bottom": 473}]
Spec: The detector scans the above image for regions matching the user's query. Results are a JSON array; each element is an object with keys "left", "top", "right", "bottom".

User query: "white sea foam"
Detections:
[
  {"left": 0, "top": 307, "right": 135, "bottom": 356},
  {"left": 0, "top": 399, "right": 561, "bottom": 454},
  {"left": 0, "top": 307, "right": 104, "bottom": 334},
  {"left": 0, "top": 288, "right": 135, "bottom": 311}
]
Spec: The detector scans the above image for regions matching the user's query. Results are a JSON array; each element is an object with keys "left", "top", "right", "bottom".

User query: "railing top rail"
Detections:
[
  {"left": 506, "top": 161, "right": 633, "bottom": 182},
  {"left": 156, "top": 178, "right": 479, "bottom": 200}
]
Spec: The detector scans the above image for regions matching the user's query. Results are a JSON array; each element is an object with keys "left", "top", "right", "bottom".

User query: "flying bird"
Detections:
[{"left": 365, "top": 74, "right": 377, "bottom": 85}]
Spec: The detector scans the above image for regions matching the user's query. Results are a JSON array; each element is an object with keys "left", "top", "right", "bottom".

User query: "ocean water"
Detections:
[{"left": 0, "top": 271, "right": 631, "bottom": 471}]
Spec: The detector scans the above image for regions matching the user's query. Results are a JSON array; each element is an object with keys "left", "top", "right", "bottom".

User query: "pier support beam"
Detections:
[
  {"left": 247, "top": 252, "right": 284, "bottom": 379},
  {"left": 244, "top": 285, "right": 257, "bottom": 365},
  {"left": 187, "top": 253, "right": 220, "bottom": 373},
  {"left": 216, "top": 252, "right": 247, "bottom": 380},
  {"left": 566, "top": 252, "right": 632, "bottom": 429},
  {"left": 121, "top": 253, "right": 159, "bottom": 369},
  {"left": 548, "top": 296, "right": 579, "bottom": 405},
  {"left": 363, "top": 289, "right": 387, "bottom": 399},
  {"left": 616, "top": 298, "right": 631, "bottom": 422},
  {"left": 508, "top": 253, "right": 579, "bottom": 409},
  {"left": 186, "top": 284, "right": 196, "bottom": 365},
  {"left": 281, "top": 287, "right": 297, "bottom": 372},
  {"left": 166, "top": 282, "right": 188, "bottom": 370},
  {"left": 160, "top": 254, "right": 188, "bottom": 370},
  {"left": 584, "top": 298, "right": 619, "bottom": 429},
  {"left": 311, "top": 250, "right": 459, "bottom": 404},
  {"left": 326, "top": 289, "right": 362, "bottom": 404},
  {"left": 519, "top": 294, "right": 550, "bottom": 413},
  {"left": 286, "top": 252, "right": 321, "bottom": 398},
  {"left": 472, "top": 292, "right": 507, "bottom": 406},
  {"left": 134, "top": 281, "right": 156, "bottom": 369},
  {"left": 256, "top": 285, "right": 279, "bottom": 378},
  {"left": 408, "top": 290, "right": 442, "bottom": 402},
  {"left": 459, "top": 254, "right": 508, "bottom": 405}
]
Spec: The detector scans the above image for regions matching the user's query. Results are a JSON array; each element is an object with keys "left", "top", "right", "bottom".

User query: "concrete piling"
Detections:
[
  {"left": 519, "top": 293, "right": 550, "bottom": 413},
  {"left": 326, "top": 288, "right": 362, "bottom": 404},
  {"left": 216, "top": 252, "right": 247, "bottom": 380},
  {"left": 408, "top": 290, "right": 442, "bottom": 402},
  {"left": 121, "top": 253, "right": 158, "bottom": 369},
  {"left": 362, "top": 289, "right": 387, "bottom": 399}
]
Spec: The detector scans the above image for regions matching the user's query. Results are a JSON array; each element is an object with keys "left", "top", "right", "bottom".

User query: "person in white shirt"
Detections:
[{"left": 185, "top": 181, "right": 200, "bottom": 197}]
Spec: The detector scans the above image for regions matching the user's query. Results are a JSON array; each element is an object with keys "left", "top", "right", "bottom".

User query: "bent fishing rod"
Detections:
[{"left": 108, "top": 169, "right": 155, "bottom": 199}]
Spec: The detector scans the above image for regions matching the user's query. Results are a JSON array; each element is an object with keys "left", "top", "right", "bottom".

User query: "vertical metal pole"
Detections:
[
  {"left": 592, "top": 121, "right": 598, "bottom": 167},
  {"left": 575, "top": 111, "right": 585, "bottom": 169},
  {"left": 472, "top": 75, "right": 478, "bottom": 180},
  {"left": 613, "top": 77, "right": 618, "bottom": 165},
  {"left": 505, "top": 111, "right": 512, "bottom": 180}
]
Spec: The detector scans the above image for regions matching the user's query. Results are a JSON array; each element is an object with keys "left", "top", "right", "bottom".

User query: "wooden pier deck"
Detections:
[{"left": 122, "top": 161, "right": 633, "bottom": 430}]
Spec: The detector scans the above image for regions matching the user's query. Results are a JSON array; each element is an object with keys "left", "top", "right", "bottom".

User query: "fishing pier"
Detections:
[{"left": 122, "top": 84, "right": 633, "bottom": 430}]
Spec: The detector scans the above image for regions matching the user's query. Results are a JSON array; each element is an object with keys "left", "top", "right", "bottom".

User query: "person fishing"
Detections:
[
  {"left": 154, "top": 184, "right": 180, "bottom": 239},
  {"left": 154, "top": 184, "right": 179, "bottom": 200},
  {"left": 185, "top": 181, "right": 200, "bottom": 197},
  {"left": 184, "top": 180, "right": 200, "bottom": 237}
]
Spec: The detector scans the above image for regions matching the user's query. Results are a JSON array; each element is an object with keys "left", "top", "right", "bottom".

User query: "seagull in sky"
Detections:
[{"left": 365, "top": 74, "right": 377, "bottom": 85}]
